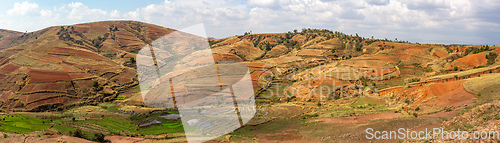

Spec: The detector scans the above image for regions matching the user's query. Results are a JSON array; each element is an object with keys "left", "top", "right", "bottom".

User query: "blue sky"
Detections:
[{"left": 1, "top": 0, "right": 499, "bottom": 45}]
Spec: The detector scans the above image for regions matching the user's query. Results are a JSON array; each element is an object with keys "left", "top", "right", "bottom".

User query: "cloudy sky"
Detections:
[{"left": 0, "top": 0, "right": 499, "bottom": 45}]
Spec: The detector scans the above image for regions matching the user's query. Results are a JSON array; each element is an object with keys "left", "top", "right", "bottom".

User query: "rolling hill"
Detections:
[{"left": 0, "top": 21, "right": 499, "bottom": 113}]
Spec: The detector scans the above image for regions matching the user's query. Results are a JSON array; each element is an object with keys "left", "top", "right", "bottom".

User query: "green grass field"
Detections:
[
  {"left": 0, "top": 114, "right": 51, "bottom": 133},
  {"left": 0, "top": 104, "right": 186, "bottom": 136}
]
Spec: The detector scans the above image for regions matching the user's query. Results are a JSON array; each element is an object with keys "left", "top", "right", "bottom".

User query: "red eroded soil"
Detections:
[
  {"left": 423, "top": 84, "right": 475, "bottom": 107},
  {"left": 73, "top": 26, "right": 90, "bottom": 33},
  {"left": 41, "top": 54, "right": 65, "bottom": 63},
  {"left": 433, "top": 51, "right": 447, "bottom": 58},
  {"left": 404, "top": 80, "right": 475, "bottom": 108},
  {"left": 0, "top": 64, "right": 20, "bottom": 73},
  {"left": 454, "top": 54, "right": 487, "bottom": 67},
  {"left": 27, "top": 69, "right": 72, "bottom": 83},
  {"left": 68, "top": 72, "right": 91, "bottom": 79},
  {"left": 317, "top": 112, "right": 403, "bottom": 124},
  {"left": 291, "top": 34, "right": 306, "bottom": 43},
  {"left": 89, "top": 24, "right": 109, "bottom": 33},
  {"left": 54, "top": 47, "right": 107, "bottom": 60},
  {"left": 19, "top": 81, "right": 73, "bottom": 92},
  {"left": 261, "top": 37, "right": 278, "bottom": 45},
  {"left": 0, "top": 91, "right": 15, "bottom": 101},
  {"left": 213, "top": 54, "right": 243, "bottom": 62}
]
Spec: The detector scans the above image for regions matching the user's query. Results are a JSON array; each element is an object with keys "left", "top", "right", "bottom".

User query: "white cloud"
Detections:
[
  {"left": 110, "top": 10, "right": 120, "bottom": 18},
  {"left": 7, "top": 1, "right": 39, "bottom": 16},
  {"left": 40, "top": 9, "right": 52, "bottom": 17},
  {"left": 66, "top": 2, "right": 109, "bottom": 20},
  {"left": 248, "top": 0, "right": 278, "bottom": 8}
]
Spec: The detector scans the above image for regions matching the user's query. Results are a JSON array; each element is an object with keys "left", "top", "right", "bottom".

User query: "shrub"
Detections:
[
  {"left": 333, "top": 95, "right": 340, "bottom": 100},
  {"left": 72, "top": 129, "right": 84, "bottom": 138},
  {"left": 75, "top": 40, "right": 84, "bottom": 45},
  {"left": 317, "top": 101, "right": 321, "bottom": 107},
  {"left": 3, "top": 134, "right": 7, "bottom": 138},
  {"left": 164, "top": 134, "right": 173, "bottom": 139},
  {"left": 93, "top": 133, "right": 106, "bottom": 142},
  {"left": 444, "top": 106, "right": 453, "bottom": 112},
  {"left": 413, "top": 113, "right": 418, "bottom": 117},
  {"left": 92, "top": 81, "right": 99, "bottom": 88},
  {"left": 415, "top": 107, "right": 420, "bottom": 111},
  {"left": 129, "top": 57, "right": 136, "bottom": 63}
]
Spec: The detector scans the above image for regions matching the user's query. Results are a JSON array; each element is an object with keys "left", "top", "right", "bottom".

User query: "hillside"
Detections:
[
  {"left": 1, "top": 21, "right": 500, "bottom": 142},
  {"left": 0, "top": 21, "right": 175, "bottom": 111},
  {"left": 0, "top": 22, "right": 499, "bottom": 112}
]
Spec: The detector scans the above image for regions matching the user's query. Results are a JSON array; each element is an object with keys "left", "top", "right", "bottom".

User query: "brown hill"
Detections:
[{"left": 0, "top": 21, "right": 174, "bottom": 111}]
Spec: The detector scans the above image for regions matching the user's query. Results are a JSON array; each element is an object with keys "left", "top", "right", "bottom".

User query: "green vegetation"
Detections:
[
  {"left": 93, "top": 81, "right": 103, "bottom": 91},
  {"left": 0, "top": 105, "right": 185, "bottom": 142},
  {"left": 0, "top": 114, "right": 51, "bottom": 133}
]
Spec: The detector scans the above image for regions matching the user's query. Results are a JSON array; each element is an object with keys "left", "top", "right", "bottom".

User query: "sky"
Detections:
[{"left": 0, "top": 0, "right": 499, "bottom": 45}]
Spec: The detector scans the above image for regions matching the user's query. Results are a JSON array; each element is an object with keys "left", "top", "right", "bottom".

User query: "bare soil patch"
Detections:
[{"left": 316, "top": 112, "right": 402, "bottom": 124}]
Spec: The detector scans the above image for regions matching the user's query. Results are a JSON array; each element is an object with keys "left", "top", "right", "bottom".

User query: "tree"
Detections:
[
  {"left": 92, "top": 81, "right": 99, "bottom": 88},
  {"left": 130, "top": 57, "right": 136, "bottom": 64},
  {"left": 72, "top": 129, "right": 84, "bottom": 138},
  {"left": 93, "top": 132, "right": 106, "bottom": 142}
]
